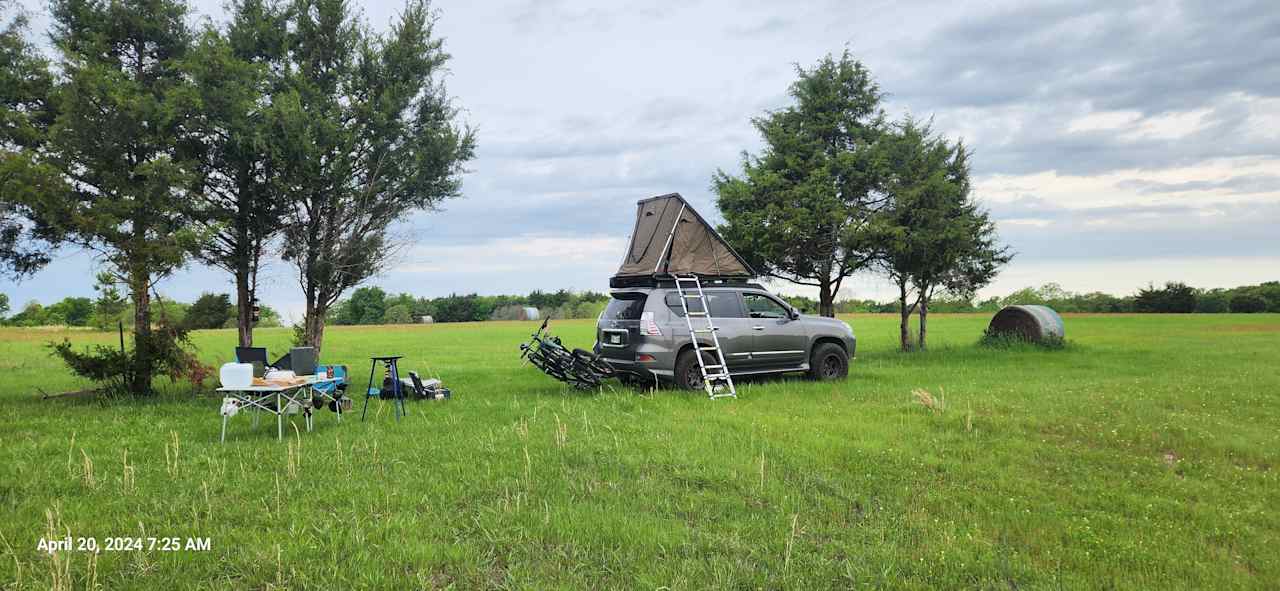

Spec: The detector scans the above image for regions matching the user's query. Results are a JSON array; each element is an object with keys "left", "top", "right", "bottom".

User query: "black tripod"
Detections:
[{"left": 362, "top": 356, "right": 407, "bottom": 421}]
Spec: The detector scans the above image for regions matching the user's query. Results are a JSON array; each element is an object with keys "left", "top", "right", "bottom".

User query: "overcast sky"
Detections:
[{"left": 5, "top": 0, "right": 1279, "bottom": 319}]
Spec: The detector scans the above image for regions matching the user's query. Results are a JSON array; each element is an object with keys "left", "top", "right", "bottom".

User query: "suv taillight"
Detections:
[{"left": 640, "top": 311, "right": 661, "bottom": 336}]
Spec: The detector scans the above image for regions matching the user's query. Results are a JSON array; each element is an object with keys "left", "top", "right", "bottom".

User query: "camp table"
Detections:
[{"left": 217, "top": 375, "right": 342, "bottom": 442}]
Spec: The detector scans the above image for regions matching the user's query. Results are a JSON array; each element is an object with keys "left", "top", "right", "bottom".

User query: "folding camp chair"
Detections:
[{"left": 312, "top": 364, "right": 350, "bottom": 420}]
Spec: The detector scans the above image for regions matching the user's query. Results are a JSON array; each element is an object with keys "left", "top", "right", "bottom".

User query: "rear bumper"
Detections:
[{"left": 594, "top": 342, "right": 676, "bottom": 379}]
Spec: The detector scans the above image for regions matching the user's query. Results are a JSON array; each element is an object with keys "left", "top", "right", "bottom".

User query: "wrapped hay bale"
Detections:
[{"left": 987, "top": 305, "right": 1064, "bottom": 343}]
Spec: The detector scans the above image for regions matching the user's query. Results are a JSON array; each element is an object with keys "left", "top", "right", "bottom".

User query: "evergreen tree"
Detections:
[
  {"left": 275, "top": 0, "right": 475, "bottom": 351},
  {"left": 179, "top": 0, "right": 290, "bottom": 347},
  {"left": 715, "top": 51, "right": 887, "bottom": 316},
  {"left": 18, "top": 0, "right": 199, "bottom": 394},
  {"left": 873, "top": 118, "right": 1010, "bottom": 351}
]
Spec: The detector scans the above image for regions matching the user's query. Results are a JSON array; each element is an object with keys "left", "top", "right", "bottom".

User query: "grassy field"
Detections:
[{"left": 1, "top": 313, "right": 1277, "bottom": 589}]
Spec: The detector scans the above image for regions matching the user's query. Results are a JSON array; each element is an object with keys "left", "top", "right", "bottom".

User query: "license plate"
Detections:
[{"left": 609, "top": 334, "right": 622, "bottom": 344}]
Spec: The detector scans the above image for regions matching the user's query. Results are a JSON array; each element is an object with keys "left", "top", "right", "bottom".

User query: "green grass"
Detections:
[{"left": 1, "top": 314, "right": 1278, "bottom": 589}]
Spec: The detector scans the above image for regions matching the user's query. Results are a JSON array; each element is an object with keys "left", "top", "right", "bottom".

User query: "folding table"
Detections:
[{"left": 218, "top": 375, "right": 343, "bottom": 442}]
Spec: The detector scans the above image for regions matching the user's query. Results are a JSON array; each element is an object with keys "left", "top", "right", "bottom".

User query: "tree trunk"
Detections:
[
  {"left": 303, "top": 290, "right": 327, "bottom": 352},
  {"left": 129, "top": 268, "right": 154, "bottom": 395},
  {"left": 917, "top": 297, "right": 929, "bottom": 351},
  {"left": 818, "top": 279, "right": 835, "bottom": 317},
  {"left": 898, "top": 280, "right": 913, "bottom": 352},
  {"left": 235, "top": 264, "right": 253, "bottom": 347}
]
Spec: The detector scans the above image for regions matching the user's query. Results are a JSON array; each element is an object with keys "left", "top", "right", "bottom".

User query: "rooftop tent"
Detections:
[{"left": 612, "top": 193, "right": 753, "bottom": 286}]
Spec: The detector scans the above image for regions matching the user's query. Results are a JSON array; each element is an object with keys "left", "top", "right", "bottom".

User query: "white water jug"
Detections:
[{"left": 219, "top": 363, "right": 254, "bottom": 389}]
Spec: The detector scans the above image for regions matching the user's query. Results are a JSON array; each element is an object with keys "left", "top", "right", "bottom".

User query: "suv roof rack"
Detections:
[{"left": 610, "top": 274, "right": 763, "bottom": 290}]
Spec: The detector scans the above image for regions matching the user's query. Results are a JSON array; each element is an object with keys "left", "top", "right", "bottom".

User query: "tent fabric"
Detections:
[{"left": 614, "top": 193, "right": 754, "bottom": 279}]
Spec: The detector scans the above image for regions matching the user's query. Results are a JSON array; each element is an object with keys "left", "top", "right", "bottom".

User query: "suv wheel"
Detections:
[
  {"left": 808, "top": 343, "right": 848, "bottom": 381},
  {"left": 674, "top": 349, "right": 711, "bottom": 391}
]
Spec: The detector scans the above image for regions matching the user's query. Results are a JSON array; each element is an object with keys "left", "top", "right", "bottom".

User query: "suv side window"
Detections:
[
  {"left": 665, "top": 290, "right": 746, "bottom": 318},
  {"left": 743, "top": 293, "right": 790, "bottom": 319}
]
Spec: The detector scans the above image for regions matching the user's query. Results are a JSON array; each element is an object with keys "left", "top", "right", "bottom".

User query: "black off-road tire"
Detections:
[
  {"left": 674, "top": 349, "right": 710, "bottom": 391},
  {"left": 808, "top": 343, "right": 848, "bottom": 381}
]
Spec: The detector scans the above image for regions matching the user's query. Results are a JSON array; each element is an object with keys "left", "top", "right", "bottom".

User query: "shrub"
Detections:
[
  {"left": 185, "top": 293, "right": 232, "bottom": 330},
  {"left": 49, "top": 324, "right": 211, "bottom": 396},
  {"left": 382, "top": 304, "right": 412, "bottom": 324}
]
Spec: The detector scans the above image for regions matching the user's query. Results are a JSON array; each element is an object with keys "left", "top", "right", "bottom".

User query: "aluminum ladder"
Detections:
[{"left": 673, "top": 275, "right": 737, "bottom": 399}]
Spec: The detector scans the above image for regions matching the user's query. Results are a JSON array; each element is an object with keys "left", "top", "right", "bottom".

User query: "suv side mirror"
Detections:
[{"left": 789, "top": 308, "right": 801, "bottom": 320}]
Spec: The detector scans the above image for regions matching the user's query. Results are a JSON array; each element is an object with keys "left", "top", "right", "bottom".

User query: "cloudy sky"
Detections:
[{"left": 6, "top": 0, "right": 1279, "bottom": 319}]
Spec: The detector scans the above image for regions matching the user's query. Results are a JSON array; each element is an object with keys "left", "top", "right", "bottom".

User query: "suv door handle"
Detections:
[{"left": 752, "top": 326, "right": 765, "bottom": 331}]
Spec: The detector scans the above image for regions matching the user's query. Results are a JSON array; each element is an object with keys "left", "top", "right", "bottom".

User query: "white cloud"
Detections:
[
  {"left": 1067, "top": 110, "right": 1141, "bottom": 133},
  {"left": 397, "top": 234, "right": 627, "bottom": 274},
  {"left": 1121, "top": 107, "right": 1213, "bottom": 141}
]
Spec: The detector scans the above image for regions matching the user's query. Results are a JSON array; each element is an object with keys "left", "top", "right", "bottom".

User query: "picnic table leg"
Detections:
[
  {"left": 221, "top": 413, "right": 228, "bottom": 443},
  {"left": 277, "top": 392, "right": 283, "bottom": 441}
]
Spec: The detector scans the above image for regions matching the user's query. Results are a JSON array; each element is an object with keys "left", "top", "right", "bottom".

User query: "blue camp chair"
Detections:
[{"left": 313, "top": 365, "right": 349, "bottom": 417}]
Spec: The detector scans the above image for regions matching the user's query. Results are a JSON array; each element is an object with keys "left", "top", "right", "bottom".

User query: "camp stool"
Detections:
[{"left": 362, "top": 356, "right": 407, "bottom": 422}]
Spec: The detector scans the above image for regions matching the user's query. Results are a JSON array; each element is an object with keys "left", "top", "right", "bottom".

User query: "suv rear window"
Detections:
[
  {"left": 602, "top": 292, "right": 648, "bottom": 320},
  {"left": 664, "top": 291, "right": 745, "bottom": 318}
]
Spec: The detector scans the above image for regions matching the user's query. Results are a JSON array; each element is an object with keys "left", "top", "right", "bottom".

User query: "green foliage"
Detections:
[
  {"left": 1195, "top": 289, "right": 1230, "bottom": 313},
  {"left": 48, "top": 323, "right": 209, "bottom": 396},
  {"left": 1229, "top": 293, "right": 1268, "bottom": 313},
  {"left": 6, "top": 299, "right": 42, "bottom": 326},
  {"left": 1135, "top": 282, "right": 1197, "bottom": 313},
  {"left": 275, "top": 0, "right": 476, "bottom": 349},
  {"left": 0, "top": 1, "right": 59, "bottom": 278},
  {"left": 0, "top": 292, "right": 7, "bottom": 316},
  {"left": 185, "top": 292, "right": 232, "bottom": 330},
  {"left": 90, "top": 272, "right": 129, "bottom": 330},
  {"left": 715, "top": 51, "right": 886, "bottom": 316},
  {"left": 6, "top": 0, "right": 203, "bottom": 394},
  {"left": 871, "top": 117, "right": 1011, "bottom": 351},
  {"left": 177, "top": 0, "right": 292, "bottom": 345},
  {"left": 382, "top": 304, "right": 412, "bottom": 324},
  {"left": 327, "top": 290, "right": 608, "bottom": 325},
  {"left": 43, "top": 296, "right": 93, "bottom": 326},
  {"left": 3, "top": 296, "right": 96, "bottom": 327},
  {"left": 432, "top": 293, "right": 487, "bottom": 323},
  {"left": 334, "top": 287, "right": 388, "bottom": 325}
]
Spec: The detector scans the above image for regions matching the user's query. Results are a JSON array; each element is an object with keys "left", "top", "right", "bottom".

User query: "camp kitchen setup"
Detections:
[{"left": 217, "top": 346, "right": 449, "bottom": 442}]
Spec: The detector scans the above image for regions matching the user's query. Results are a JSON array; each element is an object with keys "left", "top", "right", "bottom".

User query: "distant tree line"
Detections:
[
  {"left": 0, "top": 290, "right": 281, "bottom": 330},
  {"left": 328, "top": 287, "right": 609, "bottom": 325},
  {"left": 779, "top": 281, "right": 1280, "bottom": 314}
]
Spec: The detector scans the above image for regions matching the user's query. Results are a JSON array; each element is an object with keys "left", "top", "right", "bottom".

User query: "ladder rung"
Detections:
[
  {"left": 687, "top": 311, "right": 706, "bottom": 316},
  {"left": 704, "top": 373, "right": 730, "bottom": 380},
  {"left": 698, "top": 346, "right": 717, "bottom": 351},
  {"left": 693, "top": 328, "right": 718, "bottom": 333},
  {"left": 682, "top": 294, "right": 701, "bottom": 298},
  {"left": 701, "top": 364, "right": 723, "bottom": 370}
]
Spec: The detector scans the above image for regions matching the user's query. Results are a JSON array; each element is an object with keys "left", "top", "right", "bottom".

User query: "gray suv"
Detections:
[{"left": 594, "top": 282, "right": 856, "bottom": 389}]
